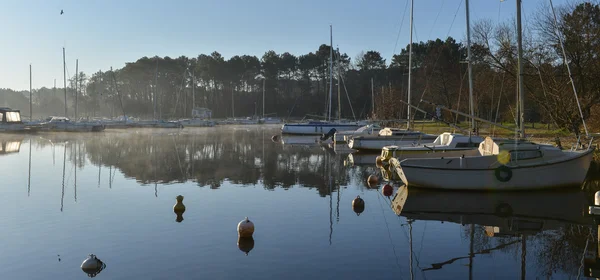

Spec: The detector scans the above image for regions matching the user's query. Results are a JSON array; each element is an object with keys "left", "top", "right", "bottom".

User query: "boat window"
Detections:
[
  {"left": 0, "top": 112, "right": 3, "bottom": 122},
  {"left": 509, "top": 150, "right": 542, "bottom": 161},
  {"left": 5, "top": 112, "right": 21, "bottom": 122}
]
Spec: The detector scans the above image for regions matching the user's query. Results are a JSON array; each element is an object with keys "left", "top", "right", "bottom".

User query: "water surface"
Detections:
[{"left": 0, "top": 125, "right": 598, "bottom": 279}]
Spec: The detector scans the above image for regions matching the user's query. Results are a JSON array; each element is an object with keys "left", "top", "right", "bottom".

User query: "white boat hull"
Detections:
[
  {"left": 281, "top": 123, "right": 364, "bottom": 135},
  {"left": 397, "top": 149, "right": 595, "bottom": 190},
  {"left": 348, "top": 135, "right": 437, "bottom": 151}
]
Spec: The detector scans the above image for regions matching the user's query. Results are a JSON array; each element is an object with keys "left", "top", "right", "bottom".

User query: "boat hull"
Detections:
[
  {"left": 348, "top": 135, "right": 437, "bottom": 151},
  {"left": 281, "top": 123, "right": 364, "bottom": 135},
  {"left": 397, "top": 149, "right": 595, "bottom": 191}
]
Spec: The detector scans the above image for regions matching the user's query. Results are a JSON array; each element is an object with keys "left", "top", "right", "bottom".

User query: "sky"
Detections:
[{"left": 0, "top": 0, "right": 572, "bottom": 91}]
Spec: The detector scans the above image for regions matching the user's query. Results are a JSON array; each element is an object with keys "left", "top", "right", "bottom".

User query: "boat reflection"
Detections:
[
  {"left": 391, "top": 187, "right": 597, "bottom": 278},
  {"left": 0, "top": 137, "right": 23, "bottom": 155}
]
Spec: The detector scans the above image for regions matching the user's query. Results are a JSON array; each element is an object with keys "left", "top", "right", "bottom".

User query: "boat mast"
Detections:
[
  {"left": 154, "top": 57, "right": 158, "bottom": 121},
  {"left": 262, "top": 78, "right": 265, "bottom": 118},
  {"left": 63, "top": 47, "right": 67, "bottom": 117},
  {"left": 29, "top": 64, "right": 32, "bottom": 121},
  {"left": 407, "top": 0, "right": 414, "bottom": 129},
  {"left": 516, "top": 0, "right": 525, "bottom": 138},
  {"left": 328, "top": 25, "right": 333, "bottom": 122},
  {"left": 371, "top": 78, "right": 374, "bottom": 118},
  {"left": 337, "top": 47, "right": 341, "bottom": 120},
  {"left": 192, "top": 71, "right": 196, "bottom": 112},
  {"left": 75, "top": 59, "right": 79, "bottom": 120},
  {"left": 466, "top": 0, "right": 475, "bottom": 133}
]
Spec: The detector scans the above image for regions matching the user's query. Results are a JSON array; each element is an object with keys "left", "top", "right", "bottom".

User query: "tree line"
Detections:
[{"left": 4, "top": 1, "right": 599, "bottom": 135}]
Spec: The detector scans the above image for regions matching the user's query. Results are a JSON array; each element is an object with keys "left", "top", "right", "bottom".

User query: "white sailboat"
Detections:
[
  {"left": 332, "top": 124, "right": 381, "bottom": 144},
  {"left": 392, "top": 0, "right": 595, "bottom": 191},
  {"left": 40, "top": 116, "right": 106, "bottom": 132},
  {"left": 348, "top": 1, "right": 436, "bottom": 152},
  {"left": 348, "top": 131, "right": 437, "bottom": 151},
  {"left": 281, "top": 26, "right": 367, "bottom": 135}
]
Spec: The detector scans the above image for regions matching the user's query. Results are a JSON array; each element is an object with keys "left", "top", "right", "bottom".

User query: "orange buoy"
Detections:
[
  {"left": 352, "top": 196, "right": 365, "bottom": 216},
  {"left": 367, "top": 175, "right": 378, "bottom": 185},
  {"left": 237, "top": 217, "right": 255, "bottom": 237}
]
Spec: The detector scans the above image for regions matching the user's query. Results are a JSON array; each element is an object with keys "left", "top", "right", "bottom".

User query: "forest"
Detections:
[{"left": 1, "top": 2, "right": 598, "bottom": 136}]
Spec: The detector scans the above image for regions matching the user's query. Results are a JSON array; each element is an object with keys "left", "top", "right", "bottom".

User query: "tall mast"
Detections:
[
  {"left": 516, "top": 0, "right": 525, "bottom": 138},
  {"left": 337, "top": 47, "right": 341, "bottom": 120},
  {"left": 75, "top": 59, "right": 79, "bottom": 120},
  {"left": 328, "top": 25, "right": 333, "bottom": 122},
  {"left": 63, "top": 48, "right": 67, "bottom": 117},
  {"left": 192, "top": 71, "right": 195, "bottom": 112},
  {"left": 29, "top": 64, "right": 32, "bottom": 121},
  {"left": 371, "top": 78, "right": 374, "bottom": 118},
  {"left": 262, "top": 79, "right": 265, "bottom": 118},
  {"left": 466, "top": 0, "right": 475, "bottom": 133},
  {"left": 154, "top": 57, "right": 158, "bottom": 121},
  {"left": 407, "top": 0, "right": 414, "bottom": 129}
]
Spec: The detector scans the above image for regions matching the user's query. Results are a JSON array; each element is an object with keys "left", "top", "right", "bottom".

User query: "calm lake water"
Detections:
[{"left": 1, "top": 125, "right": 599, "bottom": 279}]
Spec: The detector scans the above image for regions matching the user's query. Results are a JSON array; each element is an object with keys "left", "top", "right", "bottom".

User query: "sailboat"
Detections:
[
  {"left": 393, "top": 0, "right": 595, "bottom": 191},
  {"left": 371, "top": 0, "right": 484, "bottom": 157},
  {"left": 281, "top": 26, "right": 367, "bottom": 135},
  {"left": 347, "top": 2, "right": 437, "bottom": 152}
]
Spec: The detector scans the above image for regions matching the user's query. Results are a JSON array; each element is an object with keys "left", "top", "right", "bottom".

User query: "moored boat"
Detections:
[
  {"left": 394, "top": 137, "right": 594, "bottom": 191},
  {"left": 281, "top": 120, "right": 366, "bottom": 135},
  {"left": 348, "top": 128, "right": 437, "bottom": 152},
  {"left": 0, "top": 108, "right": 41, "bottom": 133},
  {"left": 40, "top": 116, "right": 106, "bottom": 132}
]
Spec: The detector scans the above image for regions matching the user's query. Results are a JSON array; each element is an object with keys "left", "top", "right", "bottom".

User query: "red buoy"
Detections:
[{"left": 382, "top": 184, "right": 393, "bottom": 197}]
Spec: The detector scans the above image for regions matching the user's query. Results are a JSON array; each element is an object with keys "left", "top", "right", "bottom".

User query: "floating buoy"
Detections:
[
  {"left": 352, "top": 195, "right": 365, "bottom": 216},
  {"left": 173, "top": 195, "right": 186, "bottom": 213},
  {"left": 173, "top": 195, "right": 186, "bottom": 223},
  {"left": 367, "top": 175, "right": 379, "bottom": 185},
  {"left": 237, "top": 236, "right": 255, "bottom": 256},
  {"left": 382, "top": 184, "right": 393, "bottom": 197},
  {"left": 237, "top": 217, "right": 255, "bottom": 238},
  {"left": 81, "top": 254, "right": 106, "bottom": 277}
]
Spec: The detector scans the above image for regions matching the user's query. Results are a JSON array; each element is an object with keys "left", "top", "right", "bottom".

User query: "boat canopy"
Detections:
[{"left": 0, "top": 108, "right": 22, "bottom": 123}]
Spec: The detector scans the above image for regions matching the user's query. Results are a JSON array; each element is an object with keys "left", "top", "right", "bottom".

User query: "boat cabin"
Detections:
[
  {"left": 431, "top": 133, "right": 483, "bottom": 148},
  {"left": 0, "top": 108, "right": 22, "bottom": 124},
  {"left": 378, "top": 127, "right": 421, "bottom": 136},
  {"left": 192, "top": 107, "right": 212, "bottom": 119},
  {"left": 478, "top": 137, "right": 562, "bottom": 162},
  {"left": 46, "top": 116, "right": 72, "bottom": 123}
]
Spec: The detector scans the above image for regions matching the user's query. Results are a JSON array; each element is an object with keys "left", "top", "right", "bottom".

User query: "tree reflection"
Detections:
[{"left": 30, "top": 128, "right": 356, "bottom": 196}]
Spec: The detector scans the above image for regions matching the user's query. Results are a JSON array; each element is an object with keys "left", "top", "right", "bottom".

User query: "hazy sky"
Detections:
[{"left": 1, "top": 0, "right": 570, "bottom": 90}]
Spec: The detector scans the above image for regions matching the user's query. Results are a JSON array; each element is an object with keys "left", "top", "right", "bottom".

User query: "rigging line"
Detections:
[
  {"left": 412, "top": 0, "right": 464, "bottom": 122},
  {"left": 427, "top": 0, "right": 445, "bottom": 39},
  {"left": 337, "top": 56, "right": 357, "bottom": 120},
  {"left": 548, "top": 0, "right": 589, "bottom": 137},
  {"left": 454, "top": 68, "right": 468, "bottom": 130},
  {"left": 493, "top": 71, "right": 507, "bottom": 136},
  {"left": 376, "top": 189, "right": 403, "bottom": 274},
  {"left": 392, "top": 0, "right": 411, "bottom": 57}
]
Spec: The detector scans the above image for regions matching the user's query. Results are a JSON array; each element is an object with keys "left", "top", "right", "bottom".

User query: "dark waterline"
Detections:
[{"left": 0, "top": 125, "right": 598, "bottom": 279}]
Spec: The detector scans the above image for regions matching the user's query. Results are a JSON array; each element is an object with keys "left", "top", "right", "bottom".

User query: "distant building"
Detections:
[{"left": 192, "top": 107, "right": 212, "bottom": 119}]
